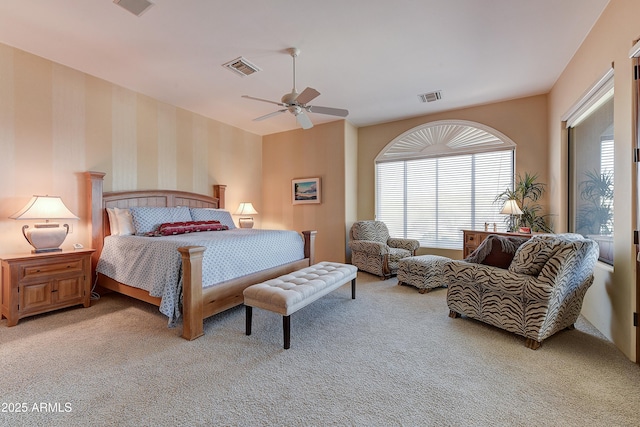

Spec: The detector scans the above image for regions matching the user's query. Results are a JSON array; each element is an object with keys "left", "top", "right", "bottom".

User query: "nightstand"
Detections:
[{"left": 1, "top": 249, "right": 95, "bottom": 326}]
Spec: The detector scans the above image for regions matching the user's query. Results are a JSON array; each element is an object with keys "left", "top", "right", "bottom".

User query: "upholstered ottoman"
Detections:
[
  {"left": 243, "top": 262, "right": 357, "bottom": 349},
  {"left": 397, "top": 255, "right": 451, "bottom": 293}
]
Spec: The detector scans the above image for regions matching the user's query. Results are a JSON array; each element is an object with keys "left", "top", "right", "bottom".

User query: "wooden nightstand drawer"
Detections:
[
  {"left": 21, "top": 259, "right": 84, "bottom": 280},
  {"left": 465, "top": 232, "right": 481, "bottom": 245}
]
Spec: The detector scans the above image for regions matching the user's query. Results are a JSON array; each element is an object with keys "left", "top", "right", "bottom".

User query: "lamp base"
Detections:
[
  {"left": 32, "top": 247, "right": 63, "bottom": 254},
  {"left": 22, "top": 223, "right": 68, "bottom": 253},
  {"left": 238, "top": 217, "right": 254, "bottom": 229}
]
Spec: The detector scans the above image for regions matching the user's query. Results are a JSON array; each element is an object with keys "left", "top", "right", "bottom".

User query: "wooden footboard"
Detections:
[{"left": 178, "top": 230, "right": 316, "bottom": 340}]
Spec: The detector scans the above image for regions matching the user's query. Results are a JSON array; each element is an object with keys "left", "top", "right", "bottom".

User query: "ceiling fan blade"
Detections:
[
  {"left": 295, "top": 87, "right": 320, "bottom": 105},
  {"left": 295, "top": 111, "right": 314, "bottom": 129},
  {"left": 253, "top": 109, "right": 287, "bottom": 121},
  {"left": 242, "top": 95, "right": 286, "bottom": 107},
  {"left": 307, "top": 105, "right": 349, "bottom": 117}
]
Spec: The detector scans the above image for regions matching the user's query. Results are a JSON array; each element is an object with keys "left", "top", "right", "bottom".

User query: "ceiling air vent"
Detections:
[
  {"left": 113, "top": 0, "right": 154, "bottom": 17},
  {"left": 418, "top": 91, "right": 442, "bottom": 103},
  {"left": 222, "top": 57, "right": 261, "bottom": 77}
]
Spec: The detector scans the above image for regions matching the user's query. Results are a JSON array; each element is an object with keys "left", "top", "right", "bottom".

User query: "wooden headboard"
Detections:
[{"left": 85, "top": 171, "right": 226, "bottom": 276}]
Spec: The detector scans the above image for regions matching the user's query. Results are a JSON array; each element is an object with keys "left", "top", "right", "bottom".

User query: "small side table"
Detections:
[{"left": 1, "top": 249, "right": 95, "bottom": 326}]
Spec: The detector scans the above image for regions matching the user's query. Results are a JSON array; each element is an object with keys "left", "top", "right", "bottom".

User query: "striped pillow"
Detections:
[{"left": 508, "top": 235, "right": 559, "bottom": 276}]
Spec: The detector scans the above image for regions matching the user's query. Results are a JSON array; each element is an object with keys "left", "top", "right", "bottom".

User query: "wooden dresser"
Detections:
[
  {"left": 1, "top": 249, "right": 95, "bottom": 326},
  {"left": 462, "top": 230, "right": 532, "bottom": 258}
]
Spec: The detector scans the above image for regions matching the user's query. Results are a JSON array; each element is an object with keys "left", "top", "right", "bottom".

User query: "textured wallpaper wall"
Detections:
[{"left": 0, "top": 43, "right": 261, "bottom": 254}]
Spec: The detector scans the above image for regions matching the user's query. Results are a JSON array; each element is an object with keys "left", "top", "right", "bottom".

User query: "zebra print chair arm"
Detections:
[
  {"left": 387, "top": 238, "right": 420, "bottom": 254},
  {"left": 536, "top": 239, "right": 599, "bottom": 302},
  {"left": 348, "top": 240, "right": 390, "bottom": 256}
]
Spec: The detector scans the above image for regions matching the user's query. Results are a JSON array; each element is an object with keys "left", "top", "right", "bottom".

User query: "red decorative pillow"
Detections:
[{"left": 145, "top": 220, "right": 228, "bottom": 236}]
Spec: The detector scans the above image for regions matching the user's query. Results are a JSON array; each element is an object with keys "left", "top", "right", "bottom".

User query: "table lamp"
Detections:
[
  {"left": 10, "top": 195, "right": 79, "bottom": 253},
  {"left": 500, "top": 199, "right": 523, "bottom": 232},
  {"left": 234, "top": 202, "right": 258, "bottom": 229}
]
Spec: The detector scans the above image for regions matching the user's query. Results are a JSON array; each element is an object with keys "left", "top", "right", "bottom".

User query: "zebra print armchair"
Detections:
[
  {"left": 445, "top": 233, "right": 599, "bottom": 349},
  {"left": 348, "top": 221, "right": 420, "bottom": 279}
]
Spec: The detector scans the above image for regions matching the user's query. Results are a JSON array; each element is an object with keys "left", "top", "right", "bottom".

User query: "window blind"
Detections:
[{"left": 376, "top": 149, "right": 514, "bottom": 249}]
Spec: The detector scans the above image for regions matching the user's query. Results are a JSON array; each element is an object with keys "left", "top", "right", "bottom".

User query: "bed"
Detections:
[{"left": 85, "top": 171, "right": 316, "bottom": 340}]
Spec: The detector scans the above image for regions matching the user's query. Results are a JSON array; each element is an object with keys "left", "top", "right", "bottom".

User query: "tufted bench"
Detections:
[
  {"left": 243, "top": 261, "right": 357, "bottom": 349},
  {"left": 397, "top": 255, "right": 451, "bottom": 293}
]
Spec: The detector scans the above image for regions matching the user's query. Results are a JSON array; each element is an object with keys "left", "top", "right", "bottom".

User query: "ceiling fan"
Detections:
[{"left": 242, "top": 48, "right": 349, "bottom": 129}]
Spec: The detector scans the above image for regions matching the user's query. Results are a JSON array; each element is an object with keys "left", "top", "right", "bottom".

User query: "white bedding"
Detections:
[{"left": 96, "top": 228, "right": 305, "bottom": 325}]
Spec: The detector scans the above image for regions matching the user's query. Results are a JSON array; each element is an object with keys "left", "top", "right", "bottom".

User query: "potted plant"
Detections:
[{"left": 495, "top": 172, "right": 554, "bottom": 233}]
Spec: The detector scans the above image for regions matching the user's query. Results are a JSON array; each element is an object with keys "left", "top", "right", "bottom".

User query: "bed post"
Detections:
[
  {"left": 213, "top": 184, "right": 226, "bottom": 209},
  {"left": 302, "top": 230, "right": 317, "bottom": 265},
  {"left": 178, "top": 246, "right": 206, "bottom": 340},
  {"left": 86, "top": 171, "right": 106, "bottom": 282}
]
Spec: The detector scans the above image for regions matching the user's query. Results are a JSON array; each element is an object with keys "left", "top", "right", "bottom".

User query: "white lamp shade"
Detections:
[
  {"left": 234, "top": 202, "right": 258, "bottom": 216},
  {"left": 500, "top": 199, "right": 523, "bottom": 215},
  {"left": 10, "top": 196, "right": 79, "bottom": 220},
  {"left": 234, "top": 202, "right": 257, "bottom": 229}
]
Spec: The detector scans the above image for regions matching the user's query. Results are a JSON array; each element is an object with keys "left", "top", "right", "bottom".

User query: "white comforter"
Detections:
[{"left": 96, "top": 229, "right": 305, "bottom": 324}]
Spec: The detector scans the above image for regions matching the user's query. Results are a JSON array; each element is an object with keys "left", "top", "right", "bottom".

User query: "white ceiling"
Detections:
[{"left": 0, "top": 0, "right": 609, "bottom": 136}]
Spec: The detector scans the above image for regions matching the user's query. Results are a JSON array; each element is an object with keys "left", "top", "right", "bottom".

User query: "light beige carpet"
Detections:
[{"left": 1, "top": 272, "right": 638, "bottom": 427}]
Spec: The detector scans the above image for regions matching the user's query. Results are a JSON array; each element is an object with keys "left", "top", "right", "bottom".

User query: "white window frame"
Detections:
[{"left": 564, "top": 68, "right": 614, "bottom": 265}]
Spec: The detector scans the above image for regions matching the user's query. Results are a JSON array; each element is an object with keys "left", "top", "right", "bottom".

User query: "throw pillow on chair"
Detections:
[{"left": 464, "top": 234, "right": 530, "bottom": 269}]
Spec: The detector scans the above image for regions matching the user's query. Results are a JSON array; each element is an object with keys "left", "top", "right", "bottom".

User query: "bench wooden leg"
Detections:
[
  {"left": 283, "top": 315, "right": 291, "bottom": 349},
  {"left": 351, "top": 278, "right": 356, "bottom": 299},
  {"left": 245, "top": 305, "right": 252, "bottom": 335}
]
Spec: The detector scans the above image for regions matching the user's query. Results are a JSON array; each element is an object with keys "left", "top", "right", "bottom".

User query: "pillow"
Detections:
[
  {"left": 189, "top": 208, "right": 236, "bottom": 229},
  {"left": 508, "top": 235, "right": 560, "bottom": 276},
  {"left": 464, "top": 234, "right": 529, "bottom": 269},
  {"left": 129, "top": 206, "right": 192, "bottom": 235},
  {"left": 106, "top": 208, "right": 119, "bottom": 236},
  {"left": 145, "top": 220, "right": 229, "bottom": 236},
  {"left": 114, "top": 208, "right": 136, "bottom": 236},
  {"left": 106, "top": 207, "right": 135, "bottom": 236}
]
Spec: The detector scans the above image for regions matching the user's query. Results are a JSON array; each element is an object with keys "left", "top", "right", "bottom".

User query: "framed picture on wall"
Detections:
[{"left": 292, "top": 178, "right": 321, "bottom": 205}]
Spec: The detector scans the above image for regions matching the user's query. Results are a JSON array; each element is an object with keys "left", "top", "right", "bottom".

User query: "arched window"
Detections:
[{"left": 376, "top": 120, "right": 516, "bottom": 249}]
